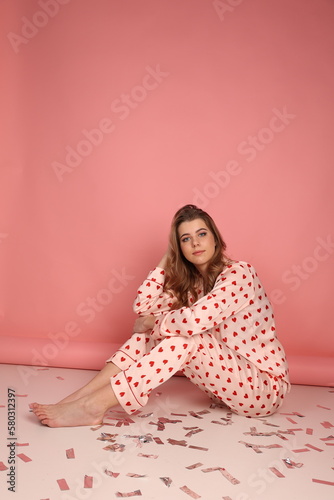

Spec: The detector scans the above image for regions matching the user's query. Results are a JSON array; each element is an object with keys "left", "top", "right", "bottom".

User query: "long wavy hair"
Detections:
[{"left": 164, "top": 204, "right": 229, "bottom": 308}]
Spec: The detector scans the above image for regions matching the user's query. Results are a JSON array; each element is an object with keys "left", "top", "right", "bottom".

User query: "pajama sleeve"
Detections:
[
  {"left": 133, "top": 267, "right": 176, "bottom": 315},
  {"left": 158, "top": 263, "right": 256, "bottom": 337}
]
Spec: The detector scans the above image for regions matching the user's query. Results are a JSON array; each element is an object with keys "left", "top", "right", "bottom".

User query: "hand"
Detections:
[
  {"left": 132, "top": 316, "right": 156, "bottom": 333},
  {"left": 157, "top": 251, "right": 169, "bottom": 269}
]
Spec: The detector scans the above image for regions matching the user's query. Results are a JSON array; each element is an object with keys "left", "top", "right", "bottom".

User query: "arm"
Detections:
[
  {"left": 133, "top": 253, "right": 175, "bottom": 315},
  {"left": 158, "top": 263, "right": 256, "bottom": 337}
]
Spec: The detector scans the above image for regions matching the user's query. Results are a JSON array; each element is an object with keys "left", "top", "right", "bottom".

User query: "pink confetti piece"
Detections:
[
  {"left": 286, "top": 417, "right": 298, "bottom": 424},
  {"left": 57, "top": 479, "right": 70, "bottom": 491},
  {"left": 269, "top": 467, "right": 285, "bottom": 478},
  {"left": 317, "top": 405, "right": 331, "bottom": 410},
  {"left": 320, "top": 435, "right": 334, "bottom": 441},
  {"left": 17, "top": 453, "right": 32, "bottom": 462},
  {"left": 104, "top": 469, "right": 120, "bottom": 478},
  {"left": 168, "top": 438, "right": 187, "bottom": 447},
  {"left": 153, "top": 437, "right": 164, "bottom": 445},
  {"left": 137, "top": 453, "right": 158, "bottom": 459},
  {"left": 0, "top": 461, "right": 8, "bottom": 471},
  {"left": 291, "top": 448, "right": 310, "bottom": 453},
  {"left": 171, "top": 413, "right": 187, "bottom": 416},
  {"left": 312, "top": 478, "right": 334, "bottom": 486},
  {"left": 325, "top": 442, "right": 334, "bottom": 446},
  {"left": 126, "top": 473, "right": 146, "bottom": 478},
  {"left": 180, "top": 485, "right": 201, "bottom": 498},
  {"left": 185, "top": 428, "right": 203, "bottom": 438},
  {"left": 66, "top": 448, "right": 75, "bottom": 459},
  {"left": 219, "top": 468, "right": 240, "bottom": 485},
  {"left": 0, "top": 405, "right": 6, "bottom": 408},
  {"left": 84, "top": 475, "right": 93, "bottom": 488},
  {"left": 321, "top": 421, "right": 334, "bottom": 429},
  {"left": 306, "top": 428, "right": 313, "bottom": 435},
  {"left": 56, "top": 376, "right": 65, "bottom": 380},
  {"left": 186, "top": 463, "right": 203, "bottom": 470},
  {"left": 116, "top": 490, "right": 142, "bottom": 497},
  {"left": 305, "top": 443, "right": 323, "bottom": 452},
  {"left": 189, "top": 411, "right": 203, "bottom": 419},
  {"left": 201, "top": 467, "right": 220, "bottom": 473},
  {"left": 16, "top": 443, "right": 29, "bottom": 446},
  {"left": 188, "top": 445, "right": 209, "bottom": 451},
  {"left": 16, "top": 394, "right": 28, "bottom": 397}
]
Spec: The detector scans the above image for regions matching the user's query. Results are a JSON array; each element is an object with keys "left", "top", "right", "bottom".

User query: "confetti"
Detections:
[
  {"left": 282, "top": 458, "right": 303, "bottom": 469},
  {"left": 98, "top": 433, "right": 118, "bottom": 442},
  {"left": 219, "top": 468, "right": 240, "bottom": 485},
  {"left": 202, "top": 467, "right": 220, "bottom": 473},
  {"left": 66, "top": 448, "right": 75, "bottom": 459},
  {"left": 185, "top": 428, "right": 203, "bottom": 437},
  {"left": 57, "top": 478, "right": 70, "bottom": 491},
  {"left": 189, "top": 411, "right": 203, "bottom": 419},
  {"left": 116, "top": 490, "right": 142, "bottom": 497},
  {"left": 269, "top": 467, "right": 285, "bottom": 478},
  {"left": 306, "top": 428, "right": 313, "bottom": 435},
  {"left": 186, "top": 463, "right": 203, "bottom": 470},
  {"left": 291, "top": 448, "right": 310, "bottom": 453},
  {"left": 180, "top": 485, "right": 201, "bottom": 498},
  {"left": 126, "top": 473, "right": 147, "bottom": 478},
  {"left": 104, "top": 469, "right": 120, "bottom": 478},
  {"left": 168, "top": 438, "right": 187, "bottom": 447},
  {"left": 188, "top": 445, "right": 209, "bottom": 451},
  {"left": 0, "top": 462, "right": 8, "bottom": 471},
  {"left": 153, "top": 437, "right": 164, "bottom": 445},
  {"left": 312, "top": 478, "right": 334, "bottom": 486},
  {"left": 321, "top": 421, "right": 334, "bottom": 429},
  {"left": 17, "top": 453, "right": 32, "bottom": 462},
  {"left": 305, "top": 443, "right": 323, "bottom": 452},
  {"left": 316, "top": 405, "right": 331, "bottom": 410},
  {"left": 84, "top": 475, "right": 93, "bottom": 488},
  {"left": 137, "top": 453, "right": 158, "bottom": 459},
  {"left": 160, "top": 477, "right": 172, "bottom": 487},
  {"left": 16, "top": 443, "right": 29, "bottom": 446},
  {"left": 56, "top": 376, "right": 64, "bottom": 380},
  {"left": 286, "top": 417, "right": 298, "bottom": 424},
  {"left": 103, "top": 443, "right": 125, "bottom": 452}
]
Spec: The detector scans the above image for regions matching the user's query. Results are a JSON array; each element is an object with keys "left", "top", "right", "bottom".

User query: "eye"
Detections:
[
  {"left": 199, "top": 232, "right": 207, "bottom": 237},
  {"left": 181, "top": 236, "right": 190, "bottom": 243}
]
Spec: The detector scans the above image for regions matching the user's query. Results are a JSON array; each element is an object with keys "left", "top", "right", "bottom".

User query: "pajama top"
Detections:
[{"left": 133, "top": 261, "right": 290, "bottom": 385}]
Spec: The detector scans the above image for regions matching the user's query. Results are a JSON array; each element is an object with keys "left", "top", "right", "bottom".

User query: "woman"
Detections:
[{"left": 31, "top": 205, "right": 290, "bottom": 427}]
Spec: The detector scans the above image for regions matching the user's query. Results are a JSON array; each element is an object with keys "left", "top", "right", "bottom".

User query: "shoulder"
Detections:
[{"left": 216, "top": 260, "right": 257, "bottom": 282}]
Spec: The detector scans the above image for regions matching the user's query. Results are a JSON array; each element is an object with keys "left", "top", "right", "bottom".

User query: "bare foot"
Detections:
[
  {"left": 30, "top": 384, "right": 119, "bottom": 427},
  {"left": 31, "top": 399, "right": 105, "bottom": 427}
]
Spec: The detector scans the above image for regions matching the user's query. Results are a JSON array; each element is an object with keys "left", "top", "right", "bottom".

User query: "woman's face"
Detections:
[{"left": 178, "top": 218, "right": 216, "bottom": 274}]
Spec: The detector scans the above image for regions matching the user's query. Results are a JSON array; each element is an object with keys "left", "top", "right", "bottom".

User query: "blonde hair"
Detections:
[{"left": 164, "top": 205, "right": 228, "bottom": 308}]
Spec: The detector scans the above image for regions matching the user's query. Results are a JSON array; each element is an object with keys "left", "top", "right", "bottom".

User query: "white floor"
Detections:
[{"left": 0, "top": 363, "right": 333, "bottom": 500}]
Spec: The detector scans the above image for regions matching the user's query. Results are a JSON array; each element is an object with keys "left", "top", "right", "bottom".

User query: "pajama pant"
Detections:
[{"left": 107, "top": 333, "right": 289, "bottom": 417}]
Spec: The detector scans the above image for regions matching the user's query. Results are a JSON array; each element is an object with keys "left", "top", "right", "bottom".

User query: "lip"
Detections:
[{"left": 192, "top": 250, "right": 205, "bottom": 256}]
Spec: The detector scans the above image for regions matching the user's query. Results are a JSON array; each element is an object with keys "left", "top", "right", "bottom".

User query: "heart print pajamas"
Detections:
[{"left": 107, "top": 261, "right": 290, "bottom": 417}]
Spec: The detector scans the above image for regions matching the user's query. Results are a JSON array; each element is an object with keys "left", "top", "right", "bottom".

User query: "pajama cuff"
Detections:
[
  {"left": 110, "top": 370, "right": 143, "bottom": 415},
  {"left": 106, "top": 350, "right": 137, "bottom": 371}
]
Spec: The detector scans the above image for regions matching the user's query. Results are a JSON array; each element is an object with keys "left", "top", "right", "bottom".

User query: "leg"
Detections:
[
  {"left": 32, "top": 383, "right": 119, "bottom": 428},
  {"left": 57, "top": 362, "right": 121, "bottom": 404},
  {"left": 182, "top": 333, "right": 288, "bottom": 417}
]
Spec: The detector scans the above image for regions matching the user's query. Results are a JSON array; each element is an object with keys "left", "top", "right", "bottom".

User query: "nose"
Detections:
[{"left": 192, "top": 237, "right": 200, "bottom": 247}]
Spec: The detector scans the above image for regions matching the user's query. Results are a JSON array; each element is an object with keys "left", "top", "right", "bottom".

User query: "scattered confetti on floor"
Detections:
[{"left": 0, "top": 363, "right": 333, "bottom": 499}]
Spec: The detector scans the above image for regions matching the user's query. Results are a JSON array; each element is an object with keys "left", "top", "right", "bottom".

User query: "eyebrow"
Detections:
[{"left": 179, "top": 228, "right": 208, "bottom": 239}]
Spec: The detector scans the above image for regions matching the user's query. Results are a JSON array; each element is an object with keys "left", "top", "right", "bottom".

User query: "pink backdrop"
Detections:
[{"left": 1, "top": 0, "right": 334, "bottom": 386}]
